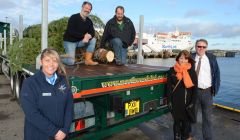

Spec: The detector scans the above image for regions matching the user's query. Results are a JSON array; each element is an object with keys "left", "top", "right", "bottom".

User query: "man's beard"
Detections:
[
  {"left": 116, "top": 17, "right": 123, "bottom": 22},
  {"left": 81, "top": 11, "right": 89, "bottom": 20}
]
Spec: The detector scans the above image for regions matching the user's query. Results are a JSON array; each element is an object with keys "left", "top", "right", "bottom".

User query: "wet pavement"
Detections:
[
  {"left": 0, "top": 74, "right": 239, "bottom": 140},
  {"left": 0, "top": 75, "right": 24, "bottom": 140}
]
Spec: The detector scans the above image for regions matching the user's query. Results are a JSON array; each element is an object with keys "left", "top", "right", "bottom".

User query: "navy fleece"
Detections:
[{"left": 20, "top": 70, "right": 73, "bottom": 140}]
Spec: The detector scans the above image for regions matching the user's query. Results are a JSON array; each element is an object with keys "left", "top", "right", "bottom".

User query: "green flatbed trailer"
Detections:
[{"left": 65, "top": 64, "right": 169, "bottom": 139}]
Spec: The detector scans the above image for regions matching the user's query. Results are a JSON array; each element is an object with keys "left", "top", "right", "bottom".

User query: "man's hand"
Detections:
[
  {"left": 133, "top": 39, "right": 137, "bottom": 45},
  {"left": 83, "top": 33, "right": 92, "bottom": 43},
  {"left": 55, "top": 130, "right": 66, "bottom": 140}
]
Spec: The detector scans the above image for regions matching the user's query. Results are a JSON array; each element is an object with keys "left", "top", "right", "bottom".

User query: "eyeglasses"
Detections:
[{"left": 197, "top": 46, "right": 207, "bottom": 49}]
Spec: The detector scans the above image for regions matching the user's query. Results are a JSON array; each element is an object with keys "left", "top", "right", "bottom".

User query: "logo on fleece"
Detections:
[{"left": 58, "top": 84, "right": 66, "bottom": 93}]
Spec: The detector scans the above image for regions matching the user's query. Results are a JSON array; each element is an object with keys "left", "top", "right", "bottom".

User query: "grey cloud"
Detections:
[
  {"left": 144, "top": 21, "right": 240, "bottom": 39},
  {"left": 0, "top": 1, "right": 17, "bottom": 10},
  {"left": 24, "top": 0, "right": 41, "bottom": 6},
  {"left": 184, "top": 9, "right": 209, "bottom": 18},
  {"left": 231, "top": 43, "right": 240, "bottom": 46},
  {"left": 182, "top": 23, "right": 240, "bottom": 38},
  {"left": 212, "top": 43, "right": 226, "bottom": 46}
]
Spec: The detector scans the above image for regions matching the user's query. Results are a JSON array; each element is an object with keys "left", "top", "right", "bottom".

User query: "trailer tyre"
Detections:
[
  {"left": 14, "top": 73, "right": 21, "bottom": 100},
  {"left": 0, "top": 61, "right": 3, "bottom": 74},
  {"left": 10, "top": 72, "right": 15, "bottom": 95},
  {"left": 14, "top": 72, "right": 28, "bottom": 103}
]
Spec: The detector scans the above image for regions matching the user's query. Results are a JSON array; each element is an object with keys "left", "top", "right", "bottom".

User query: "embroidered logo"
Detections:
[
  {"left": 71, "top": 86, "right": 78, "bottom": 94},
  {"left": 58, "top": 84, "right": 66, "bottom": 93}
]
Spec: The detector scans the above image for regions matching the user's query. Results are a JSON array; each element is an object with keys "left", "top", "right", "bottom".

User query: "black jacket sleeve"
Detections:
[
  {"left": 128, "top": 20, "right": 136, "bottom": 46},
  {"left": 88, "top": 19, "right": 95, "bottom": 38},
  {"left": 167, "top": 68, "right": 174, "bottom": 104},
  {"left": 212, "top": 56, "right": 220, "bottom": 95},
  {"left": 100, "top": 21, "right": 110, "bottom": 48},
  {"left": 60, "top": 87, "right": 73, "bottom": 134},
  {"left": 207, "top": 53, "right": 221, "bottom": 96},
  {"left": 190, "top": 67, "right": 198, "bottom": 105}
]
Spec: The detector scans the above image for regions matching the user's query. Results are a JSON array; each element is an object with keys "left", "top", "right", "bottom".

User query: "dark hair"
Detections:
[
  {"left": 195, "top": 38, "right": 208, "bottom": 47},
  {"left": 82, "top": 1, "right": 92, "bottom": 10},
  {"left": 176, "top": 50, "right": 195, "bottom": 65},
  {"left": 115, "top": 6, "right": 125, "bottom": 13}
]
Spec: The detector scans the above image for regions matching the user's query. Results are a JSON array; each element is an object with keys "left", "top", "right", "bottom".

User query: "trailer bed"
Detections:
[{"left": 66, "top": 64, "right": 169, "bottom": 78}]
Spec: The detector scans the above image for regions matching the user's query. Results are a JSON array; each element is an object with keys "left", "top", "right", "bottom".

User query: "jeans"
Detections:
[
  {"left": 62, "top": 38, "right": 96, "bottom": 65},
  {"left": 192, "top": 89, "right": 213, "bottom": 140},
  {"left": 110, "top": 38, "right": 127, "bottom": 64}
]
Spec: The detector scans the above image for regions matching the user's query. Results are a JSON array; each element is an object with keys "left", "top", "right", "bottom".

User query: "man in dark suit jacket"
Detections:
[{"left": 192, "top": 39, "right": 220, "bottom": 140}]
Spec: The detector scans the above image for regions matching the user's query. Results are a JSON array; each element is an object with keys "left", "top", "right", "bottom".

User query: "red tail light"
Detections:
[{"left": 75, "top": 119, "right": 85, "bottom": 131}]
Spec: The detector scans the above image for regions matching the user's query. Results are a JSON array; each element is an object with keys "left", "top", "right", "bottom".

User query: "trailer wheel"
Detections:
[
  {"left": 10, "top": 72, "right": 15, "bottom": 95},
  {"left": 0, "top": 61, "right": 3, "bottom": 74},
  {"left": 15, "top": 73, "right": 21, "bottom": 100},
  {"left": 14, "top": 73, "right": 28, "bottom": 103}
]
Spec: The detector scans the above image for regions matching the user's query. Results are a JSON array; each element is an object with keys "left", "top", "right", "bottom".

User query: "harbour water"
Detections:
[{"left": 143, "top": 55, "right": 240, "bottom": 110}]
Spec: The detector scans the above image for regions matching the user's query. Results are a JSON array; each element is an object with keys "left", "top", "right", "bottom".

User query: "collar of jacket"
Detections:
[{"left": 38, "top": 68, "right": 63, "bottom": 86}]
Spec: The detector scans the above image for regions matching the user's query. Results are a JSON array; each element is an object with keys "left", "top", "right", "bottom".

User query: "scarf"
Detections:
[{"left": 173, "top": 62, "right": 194, "bottom": 88}]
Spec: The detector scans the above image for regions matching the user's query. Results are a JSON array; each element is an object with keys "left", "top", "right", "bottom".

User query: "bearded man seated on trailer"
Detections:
[
  {"left": 100, "top": 6, "right": 136, "bottom": 66},
  {"left": 62, "top": 1, "right": 98, "bottom": 66}
]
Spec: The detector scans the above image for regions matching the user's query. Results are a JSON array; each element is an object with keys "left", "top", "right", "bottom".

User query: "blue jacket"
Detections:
[
  {"left": 192, "top": 52, "right": 221, "bottom": 95},
  {"left": 20, "top": 70, "right": 73, "bottom": 140}
]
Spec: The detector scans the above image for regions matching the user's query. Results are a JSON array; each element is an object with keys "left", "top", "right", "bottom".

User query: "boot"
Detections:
[{"left": 85, "top": 52, "right": 98, "bottom": 65}]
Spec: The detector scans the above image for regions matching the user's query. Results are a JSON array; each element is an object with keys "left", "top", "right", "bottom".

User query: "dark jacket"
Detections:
[
  {"left": 20, "top": 70, "right": 73, "bottom": 140},
  {"left": 63, "top": 13, "right": 95, "bottom": 42},
  {"left": 192, "top": 52, "right": 220, "bottom": 95},
  {"left": 100, "top": 16, "right": 136, "bottom": 48},
  {"left": 167, "top": 66, "right": 198, "bottom": 121}
]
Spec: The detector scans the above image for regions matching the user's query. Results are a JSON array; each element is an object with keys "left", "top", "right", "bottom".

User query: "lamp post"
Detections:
[
  {"left": 36, "top": 0, "right": 48, "bottom": 69},
  {"left": 137, "top": 15, "right": 144, "bottom": 64}
]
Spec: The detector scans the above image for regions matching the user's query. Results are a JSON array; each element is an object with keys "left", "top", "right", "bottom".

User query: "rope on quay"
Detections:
[{"left": 213, "top": 103, "right": 240, "bottom": 113}]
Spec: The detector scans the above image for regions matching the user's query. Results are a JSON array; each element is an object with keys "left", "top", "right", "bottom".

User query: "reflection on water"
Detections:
[{"left": 143, "top": 56, "right": 240, "bottom": 109}]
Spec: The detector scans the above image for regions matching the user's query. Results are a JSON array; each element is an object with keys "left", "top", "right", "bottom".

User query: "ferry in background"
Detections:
[{"left": 133, "top": 29, "right": 193, "bottom": 56}]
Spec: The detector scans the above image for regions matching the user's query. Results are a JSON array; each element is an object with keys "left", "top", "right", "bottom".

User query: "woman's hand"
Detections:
[{"left": 55, "top": 130, "right": 66, "bottom": 140}]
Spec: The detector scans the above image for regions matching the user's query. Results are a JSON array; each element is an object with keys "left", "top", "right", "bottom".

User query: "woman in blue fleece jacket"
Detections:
[{"left": 20, "top": 48, "right": 73, "bottom": 140}]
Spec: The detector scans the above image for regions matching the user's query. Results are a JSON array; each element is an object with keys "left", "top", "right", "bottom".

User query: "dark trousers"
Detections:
[
  {"left": 193, "top": 89, "right": 213, "bottom": 140},
  {"left": 173, "top": 120, "right": 191, "bottom": 140}
]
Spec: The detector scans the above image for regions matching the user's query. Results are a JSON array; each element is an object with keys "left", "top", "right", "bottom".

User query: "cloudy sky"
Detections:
[{"left": 0, "top": 0, "right": 240, "bottom": 50}]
